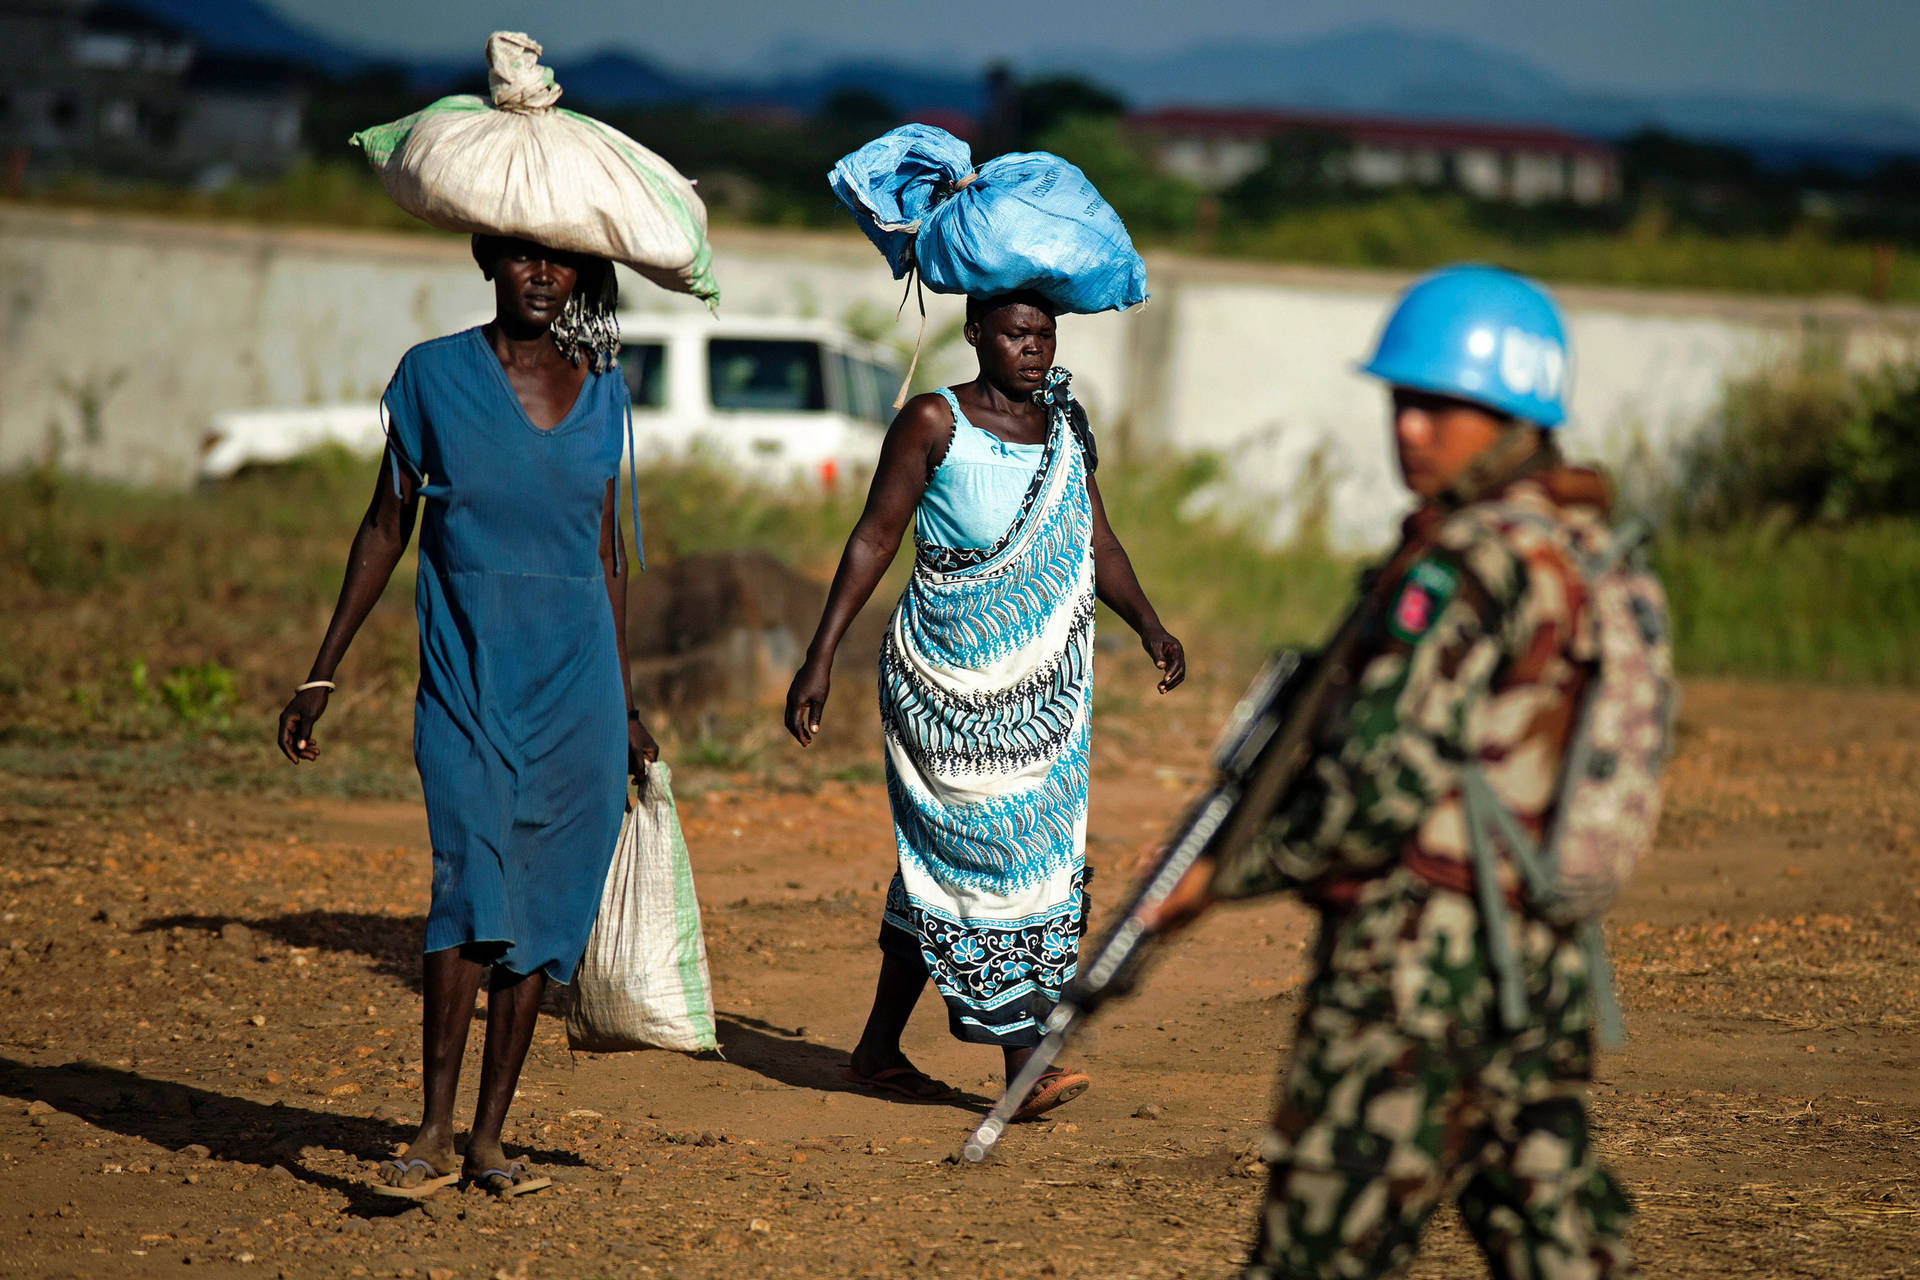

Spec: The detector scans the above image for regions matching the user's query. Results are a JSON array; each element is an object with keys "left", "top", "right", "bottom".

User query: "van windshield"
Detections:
[
  {"left": 619, "top": 342, "right": 667, "bottom": 409},
  {"left": 864, "top": 359, "right": 903, "bottom": 424},
  {"left": 709, "top": 339, "right": 826, "bottom": 412}
]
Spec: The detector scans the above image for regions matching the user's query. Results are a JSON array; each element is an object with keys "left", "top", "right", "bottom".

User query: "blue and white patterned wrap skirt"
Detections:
[{"left": 877, "top": 367, "right": 1095, "bottom": 1048}]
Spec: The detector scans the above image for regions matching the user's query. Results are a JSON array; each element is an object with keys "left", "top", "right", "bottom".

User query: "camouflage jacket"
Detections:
[{"left": 1215, "top": 445, "right": 1614, "bottom": 908}]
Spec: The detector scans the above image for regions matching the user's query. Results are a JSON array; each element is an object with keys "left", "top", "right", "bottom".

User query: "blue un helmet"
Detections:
[{"left": 1361, "top": 264, "right": 1570, "bottom": 428}]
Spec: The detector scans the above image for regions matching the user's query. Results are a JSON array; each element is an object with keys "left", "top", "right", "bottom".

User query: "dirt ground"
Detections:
[{"left": 1, "top": 678, "right": 1917, "bottom": 1280}]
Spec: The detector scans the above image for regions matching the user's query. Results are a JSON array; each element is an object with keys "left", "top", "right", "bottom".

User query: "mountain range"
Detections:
[{"left": 131, "top": 0, "right": 1920, "bottom": 164}]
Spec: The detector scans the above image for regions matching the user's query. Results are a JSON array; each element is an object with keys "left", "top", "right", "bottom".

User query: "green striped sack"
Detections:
[{"left": 567, "top": 762, "right": 718, "bottom": 1053}]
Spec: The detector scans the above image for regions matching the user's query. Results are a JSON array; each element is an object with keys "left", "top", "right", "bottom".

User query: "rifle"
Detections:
[{"left": 960, "top": 587, "right": 1381, "bottom": 1164}]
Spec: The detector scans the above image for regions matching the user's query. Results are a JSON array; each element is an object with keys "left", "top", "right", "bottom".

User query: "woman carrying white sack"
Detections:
[{"left": 277, "top": 32, "right": 715, "bottom": 1200}]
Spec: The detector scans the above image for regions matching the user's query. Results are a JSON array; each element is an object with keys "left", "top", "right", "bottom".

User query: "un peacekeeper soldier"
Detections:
[{"left": 1148, "top": 265, "right": 1633, "bottom": 1280}]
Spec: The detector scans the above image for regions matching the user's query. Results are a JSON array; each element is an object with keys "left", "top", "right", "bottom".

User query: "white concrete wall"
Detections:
[
  {"left": 1132, "top": 257, "right": 1920, "bottom": 544},
  {"left": 1, "top": 210, "right": 489, "bottom": 485},
  {"left": 4, "top": 206, "right": 1915, "bottom": 548}
]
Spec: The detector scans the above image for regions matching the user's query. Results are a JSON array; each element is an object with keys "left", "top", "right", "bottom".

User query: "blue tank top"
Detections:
[{"left": 915, "top": 386, "right": 1044, "bottom": 551}]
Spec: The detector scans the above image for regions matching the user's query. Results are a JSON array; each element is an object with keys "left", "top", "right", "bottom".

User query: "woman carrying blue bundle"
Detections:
[{"left": 787, "top": 127, "right": 1183, "bottom": 1121}]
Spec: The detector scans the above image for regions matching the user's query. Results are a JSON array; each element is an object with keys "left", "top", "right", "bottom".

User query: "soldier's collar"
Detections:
[{"left": 1440, "top": 430, "right": 1561, "bottom": 510}]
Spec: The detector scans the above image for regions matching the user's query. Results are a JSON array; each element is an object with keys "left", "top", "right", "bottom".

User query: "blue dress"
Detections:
[{"left": 382, "top": 328, "right": 630, "bottom": 983}]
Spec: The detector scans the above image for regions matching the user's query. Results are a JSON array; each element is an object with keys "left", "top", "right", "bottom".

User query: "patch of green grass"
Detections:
[
  {"left": 1094, "top": 453, "right": 1358, "bottom": 671},
  {"left": 13, "top": 159, "right": 426, "bottom": 233},
  {"left": 1653, "top": 518, "right": 1920, "bottom": 685},
  {"left": 829, "top": 760, "right": 886, "bottom": 785},
  {"left": 632, "top": 458, "right": 866, "bottom": 574},
  {"left": 0, "top": 449, "right": 419, "bottom": 778},
  {"left": 1221, "top": 196, "right": 1920, "bottom": 302},
  {"left": 4, "top": 444, "right": 1917, "bottom": 817},
  {"left": 15, "top": 162, "right": 1919, "bottom": 303}
]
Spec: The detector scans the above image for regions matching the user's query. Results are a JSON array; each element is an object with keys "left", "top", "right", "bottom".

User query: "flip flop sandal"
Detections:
[
  {"left": 1012, "top": 1067, "right": 1091, "bottom": 1122},
  {"left": 369, "top": 1157, "right": 460, "bottom": 1199},
  {"left": 840, "top": 1064, "right": 960, "bottom": 1103},
  {"left": 469, "top": 1160, "right": 552, "bottom": 1199}
]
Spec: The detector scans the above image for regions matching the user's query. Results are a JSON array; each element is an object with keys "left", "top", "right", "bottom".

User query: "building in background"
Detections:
[
  {"left": 1133, "top": 106, "right": 1620, "bottom": 205},
  {"left": 0, "top": 0, "right": 305, "bottom": 188}
]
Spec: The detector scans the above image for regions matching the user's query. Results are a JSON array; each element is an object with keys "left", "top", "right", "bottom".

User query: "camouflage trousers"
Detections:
[{"left": 1244, "top": 870, "right": 1632, "bottom": 1280}]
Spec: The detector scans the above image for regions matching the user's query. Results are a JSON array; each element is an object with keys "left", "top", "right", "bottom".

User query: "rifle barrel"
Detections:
[
  {"left": 960, "top": 1006, "right": 1080, "bottom": 1163},
  {"left": 955, "top": 572, "right": 1386, "bottom": 1165},
  {"left": 958, "top": 788, "right": 1235, "bottom": 1163}
]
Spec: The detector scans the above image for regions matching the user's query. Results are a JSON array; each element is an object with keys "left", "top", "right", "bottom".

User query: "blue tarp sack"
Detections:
[{"left": 829, "top": 123, "right": 1149, "bottom": 316}]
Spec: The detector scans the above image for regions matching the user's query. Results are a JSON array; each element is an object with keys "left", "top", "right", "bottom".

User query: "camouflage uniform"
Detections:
[{"left": 1215, "top": 443, "right": 1634, "bottom": 1280}]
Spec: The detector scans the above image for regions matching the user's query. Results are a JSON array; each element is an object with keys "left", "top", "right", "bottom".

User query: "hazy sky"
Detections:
[{"left": 270, "top": 0, "right": 1919, "bottom": 115}]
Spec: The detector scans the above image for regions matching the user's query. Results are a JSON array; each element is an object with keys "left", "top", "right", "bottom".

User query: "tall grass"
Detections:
[
  {"left": 632, "top": 455, "right": 866, "bottom": 574},
  {"left": 1222, "top": 196, "right": 1920, "bottom": 301},
  {"left": 0, "top": 452, "right": 865, "bottom": 763},
  {"left": 1653, "top": 520, "right": 1920, "bottom": 684},
  {"left": 1646, "top": 352, "right": 1920, "bottom": 684},
  {"left": 1093, "top": 453, "right": 1354, "bottom": 667},
  {"left": 12, "top": 164, "right": 1920, "bottom": 303},
  {"left": 0, "top": 447, "right": 1356, "bottom": 793},
  {"left": 3, "top": 427, "right": 1917, "bottom": 804}
]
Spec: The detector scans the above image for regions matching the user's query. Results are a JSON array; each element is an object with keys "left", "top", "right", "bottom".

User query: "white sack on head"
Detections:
[{"left": 352, "top": 32, "right": 718, "bottom": 307}]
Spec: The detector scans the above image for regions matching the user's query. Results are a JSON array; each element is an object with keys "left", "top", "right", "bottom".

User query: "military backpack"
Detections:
[{"left": 1460, "top": 513, "right": 1678, "bottom": 1043}]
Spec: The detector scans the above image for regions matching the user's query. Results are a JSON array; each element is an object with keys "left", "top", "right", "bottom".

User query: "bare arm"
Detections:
[
  {"left": 600, "top": 478, "right": 658, "bottom": 785},
  {"left": 276, "top": 448, "right": 419, "bottom": 763},
  {"left": 1087, "top": 473, "right": 1187, "bottom": 693},
  {"left": 783, "top": 393, "right": 951, "bottom": 746}
]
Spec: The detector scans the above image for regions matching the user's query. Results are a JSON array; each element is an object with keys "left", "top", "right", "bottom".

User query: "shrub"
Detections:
[
  {"left": 1654, "top": 519, "right": 1920, "bottom": 684},
  {"left": 1671, "top": 354, "right": 1920, "bottom": 529},
  {"left": 159, "top": 662, "right": 239, "bottom": 729}
]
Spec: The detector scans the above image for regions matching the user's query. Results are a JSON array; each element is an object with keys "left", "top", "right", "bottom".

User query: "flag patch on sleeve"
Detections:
[{"left": 1388, "top": 558, "right": 1459, "bottom": 643}]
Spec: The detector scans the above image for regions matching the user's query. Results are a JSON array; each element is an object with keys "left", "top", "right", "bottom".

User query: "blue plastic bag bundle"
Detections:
[{"left": 829, "top": 124, "right": 1148, "bottom": 316}]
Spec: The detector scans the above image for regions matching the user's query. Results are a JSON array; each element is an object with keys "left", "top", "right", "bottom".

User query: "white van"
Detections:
[
  {"left": 619, "top": 313, "right": 900, "bottom": 489},
  {"left": 199, "top": 314, "right": 903, "bottom": 488}
]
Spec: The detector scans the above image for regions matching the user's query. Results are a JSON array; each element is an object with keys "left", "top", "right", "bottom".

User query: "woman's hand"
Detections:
[
  {"left": 1141, "top": 626, "right": 1187, "bottom": 694},
  {"left": 785, "top": 657, "right": 832, "bottom": 747},
  {"left": 277, "top": 687, "right": 331, "bottom": 763},
  {"left": 1138, "top": 852, "right": 1218, "bottom": 936},
  {"left": 628, "top": 714, "right": 660, "bottom": 792}
]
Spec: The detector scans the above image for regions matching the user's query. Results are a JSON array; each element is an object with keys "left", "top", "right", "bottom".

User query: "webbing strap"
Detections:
[
  {"left": 890, "top": 267, "right": 929, "bottom": 411},
  {"left": 1460, "top": 773, "right": 1530, "bottom": 1032},
  {"left": 1460, "top": 765, "right": 1626, "bottom": 1046},
  {"left": 1582, "top": 919, "right": 1626, "bottom": 1049},
  {"left": 1491, "top": 506, "right": 1651, "bottom": 579},
  {"left": 1462, "top": 767, "right": 1555, "bottom": 901}
]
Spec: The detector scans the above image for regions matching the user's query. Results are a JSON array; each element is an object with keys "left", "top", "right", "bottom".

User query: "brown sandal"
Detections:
[
  {"left": 840, "top": 1064, "right": 960, "bottom": 1103},
  {"left": 1012, "top": 1067, "right": 1091, "bottom": 1121}
]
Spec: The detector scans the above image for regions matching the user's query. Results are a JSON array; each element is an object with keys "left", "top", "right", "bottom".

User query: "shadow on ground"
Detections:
[
  {"left": 142, "top": 910, "right": 424, "bottom": 990},
  {"left": 0, "top": 1056, "right": 586, "bottom": 1215},
  {"left": 713, "top": 1013, "right": 991, "bottom": 1111}
]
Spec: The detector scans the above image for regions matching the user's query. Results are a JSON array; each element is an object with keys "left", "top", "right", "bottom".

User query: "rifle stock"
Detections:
[{"left": 960, "top": 592, "right": 1378, "bottom": 1164}]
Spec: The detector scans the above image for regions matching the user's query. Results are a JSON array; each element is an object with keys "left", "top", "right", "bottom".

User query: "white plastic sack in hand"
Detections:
[
  {"left": 567, "top": 762, "right": 717, "bottom": 1053},
  {"left": 351, "top": 32, "right": 717, "bottom": 306}
]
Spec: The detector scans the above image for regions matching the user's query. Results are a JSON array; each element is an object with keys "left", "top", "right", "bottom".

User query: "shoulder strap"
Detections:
[
  {"left": 929, "top": 386, "right": 963, "bottom": 469},
  {"left": 1486, "top": 500, "right": 1653, "bottom": 580},
  {"left": 1462, "top": 760, "right": 1627, "bottom": 1048},
  {"left": 1068, "top": 400, "right": 1098, "bottom": 474}
]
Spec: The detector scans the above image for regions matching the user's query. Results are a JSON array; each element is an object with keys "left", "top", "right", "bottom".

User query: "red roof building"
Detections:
[{"left": 1132, "top": 106, "right": 1620, "bottom": 205}]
